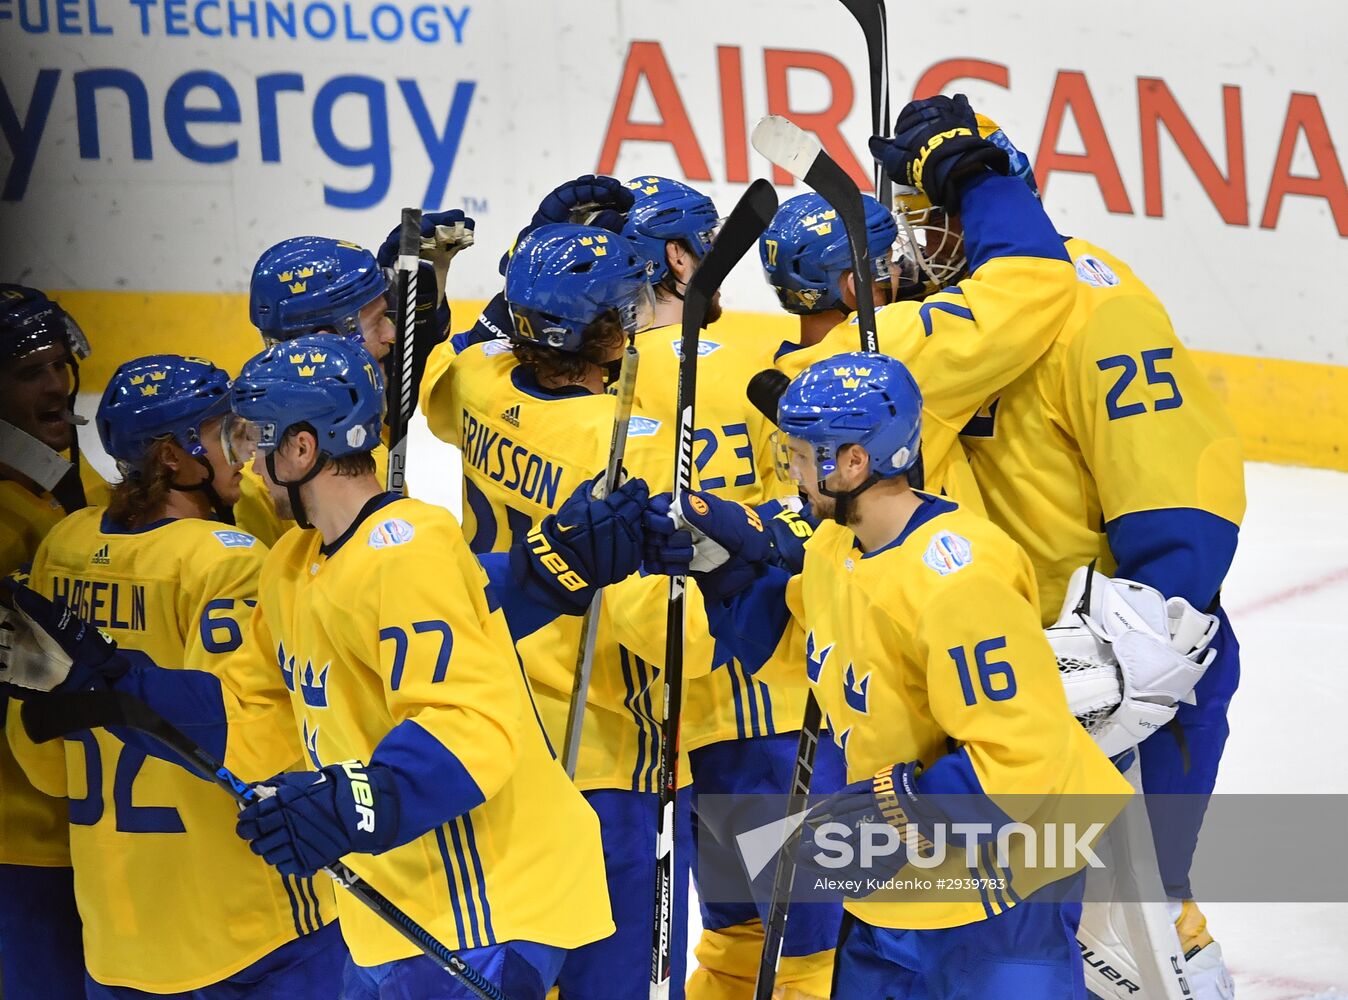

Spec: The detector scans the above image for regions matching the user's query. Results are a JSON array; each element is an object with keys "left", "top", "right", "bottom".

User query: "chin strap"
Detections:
[
  {"left": 819, "top": 472, "right": 880, "bottom": 526},
  {"left": 169, "top": 455, "right": 236, "bottom": 525},
  {"left": 265, "top": 450, "right": 329, "bottom": 530}
]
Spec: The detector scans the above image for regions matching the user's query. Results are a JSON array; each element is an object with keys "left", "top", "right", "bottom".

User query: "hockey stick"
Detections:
[
  {"left": 386, "top": 207, "right": 421, "bottom": 494},
  {"left": 22, "top": 691, "right": 510, "bottom": 1000},
  {"left": 837, "top": 0, "right": 892, "bottom": 207},
  {"left": 561, "top": 339, "right": 641, "bottom": 778},
  {"left": 651, "top": 178, "right": 779, "bottom": 1000},
  {"left": 748, "top": 116, "right": 882, "bottom": 999}
]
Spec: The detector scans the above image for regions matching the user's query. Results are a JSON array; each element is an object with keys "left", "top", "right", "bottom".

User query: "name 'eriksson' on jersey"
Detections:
[{"left": 461, "top": 408, "right": 564, "bottom": 508}]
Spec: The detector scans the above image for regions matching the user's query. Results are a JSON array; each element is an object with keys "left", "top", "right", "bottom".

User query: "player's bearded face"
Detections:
[
  {"left": 200, "top": 415, "right": 248, "bottom": 506},
  {"left": 0, "top": 344, "right": 75, "bottom": 453}
]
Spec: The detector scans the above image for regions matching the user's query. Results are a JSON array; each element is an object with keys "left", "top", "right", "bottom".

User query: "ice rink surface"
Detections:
[{"left": 75, "top": 403, "right": 1348, "bottom": 997}]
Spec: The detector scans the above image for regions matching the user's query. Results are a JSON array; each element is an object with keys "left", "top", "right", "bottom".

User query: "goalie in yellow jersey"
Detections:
[
  {"left": 0, "top": 333, "right": 655, "bottom": 999},
  {"left": 645, "top": 354, "right": 1131, "bottom": 998},
  {"left": 8, "top": 354, "right": 346, "bottom": 997}
]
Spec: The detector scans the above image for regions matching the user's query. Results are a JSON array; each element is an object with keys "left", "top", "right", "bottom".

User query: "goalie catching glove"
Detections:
[{"left": 1047, "top": 566, "right": 1219, "bottom": 758}]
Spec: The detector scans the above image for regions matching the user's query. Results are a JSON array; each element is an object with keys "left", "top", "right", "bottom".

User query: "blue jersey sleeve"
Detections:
[
  {"left": 1105, "top": 507, "right": 1239, "bottom": 610},
  {"left": 704, "top": 564, "right": 795, "bottom": 675}
]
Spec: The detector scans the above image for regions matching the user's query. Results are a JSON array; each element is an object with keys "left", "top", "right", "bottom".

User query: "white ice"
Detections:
[{"left": 73, "top": 401, "right": 1348, "bottom": 997}]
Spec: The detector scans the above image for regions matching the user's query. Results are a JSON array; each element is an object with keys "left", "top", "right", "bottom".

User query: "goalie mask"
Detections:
[{"left": 892, "top": 114, "right": 1039, "bottom": 300}]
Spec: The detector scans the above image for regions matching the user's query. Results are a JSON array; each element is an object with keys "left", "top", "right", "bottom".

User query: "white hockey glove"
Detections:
[{"left": 1046, "top": 566, "right": 1220, "bottom": 758}]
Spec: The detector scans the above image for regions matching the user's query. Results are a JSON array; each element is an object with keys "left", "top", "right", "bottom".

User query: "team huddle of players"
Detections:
[{"left": 0, "top": 94, "right": 1246, "bottom": 1000}]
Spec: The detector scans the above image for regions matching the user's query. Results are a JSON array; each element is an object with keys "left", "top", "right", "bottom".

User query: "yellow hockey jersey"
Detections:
[
  {"left": 775, "top": 253, "right": 1081, "bottom": 513},
  {"left": 959, "top": 239, "right": 1246, "bottom": 619},
  {"left": 632, "top": 322, "right": 810, "bottom": 751},
  {"left": 0, "top": 456, "right": 108, "bottom": 869},
  {"left": 8, "top": 508, "right": 337, "bottom": 992},
  {"left": 787, "top": 498, "right": 1131, "bottom": 928},
  {"left": 216, "top": 496, "right": 613, "bottom": 965},
  {"left": 420, "top": 337, "right": 709, "bottom": 792}
]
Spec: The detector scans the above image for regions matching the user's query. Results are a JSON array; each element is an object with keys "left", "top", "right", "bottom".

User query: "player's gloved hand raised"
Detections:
[
  {"left": 0, "top": 584, "right": 129, "bottom": 698},
  {"left": 500, "top": 175, "right": 635, "bottom": 275},
  {"left": 235, "top": 760, "right": 401, "bottom": 877},
  {"left": 510, "top": 475, "right": 650, "bottom": 615},
  {"left": 375, "top": 209, "right": 476, "bottom": 271},
  {"left": 643, "top": 490, "right": 771, "bottom": 603},
  {"left": 795, "top": 761, "right": 931, "bottom": 892},
  {"left": 868, "top": 94, "right": 1010, "bottom": 213}
]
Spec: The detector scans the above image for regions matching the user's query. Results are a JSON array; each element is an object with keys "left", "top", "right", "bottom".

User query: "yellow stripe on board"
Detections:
[{"left": 53, "top": 290, "right": 1348, "bottom": 472}]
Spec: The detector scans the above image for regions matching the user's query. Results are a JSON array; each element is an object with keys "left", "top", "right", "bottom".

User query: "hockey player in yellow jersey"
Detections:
[
  {"left": 649, "top": 353, "right": 1131, "bottom": 998},
  {"left": 0, "top": 334, "right": 634, "bottom": 999},
  {"left": 419, "top": 188, "right": 704, "bottom": 997},
  {"left": 891, "top": 120, "right": 1243, "bottom": 998},
  {"left": 621, "top": 176, "right": 843, "bottom": 1000},
  {"left": 770, "top": 101, "right": 1085, "bottom": 511},
  {"left": 0, "top": 285, "right": 104, "bottom": 1000},
  {"left": 8, "top": 354, "right": 346, "bottom": 997},
  {"left": 235, "top": 235, "right": 400, "bottom": 544}
]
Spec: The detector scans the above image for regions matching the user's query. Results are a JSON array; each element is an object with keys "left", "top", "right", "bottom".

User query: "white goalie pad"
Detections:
[{"left": 1047, "top": 567, "right": 1220, "bottom": 758}]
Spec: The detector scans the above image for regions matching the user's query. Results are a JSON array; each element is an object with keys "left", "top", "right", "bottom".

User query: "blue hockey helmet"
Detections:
[
  {"left": 97, "top": 355, "right": 233, "bottom": 474},
  {"left": 505, "top": 224, "right": 655, "bottom": 353},
  {"left": 777, "top": 352, "right": 922, "bottom": 486},
  {"left": 0, "top": 284, "right": 90, "bottom": 366},
  {"left": 249, "top": 236, "right": 389, "bottom": 345},
  {"left": 760, "top": 193, "right": 897, "bottom": 315},
  {"left": 622, "top": 176, "right": 721, "bottom": 283},
  {"left": 232, "top": 333, "right": 384, "bottom": 460}
]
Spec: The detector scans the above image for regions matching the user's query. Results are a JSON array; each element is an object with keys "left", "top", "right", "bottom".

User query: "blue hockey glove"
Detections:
[
  {"left": 236, "top": 760, "right": 400, "bottom": 877},
  {"left": 531, "top": 174, "right": 634, "bottom": 233},
  {"left": 796, "top": 761, "right": 931, "bottom": 891},
  {"left": 644, "top": 490, "right": 771, "bottom": 603},
  {"left": 510, "top": 475, "right": 650, "bottom": 615},
  {"left": 0, "top": 584, "right": 129, "bottom": 697},
  {"left": 375, "top": 209, "right": 476, "bottom": 270},
  {"left": 869, "top": 94, "right": 1010, "bottom": 212},
  {"left": 499, "top": 175, "right": 635, "bottom": 275}
]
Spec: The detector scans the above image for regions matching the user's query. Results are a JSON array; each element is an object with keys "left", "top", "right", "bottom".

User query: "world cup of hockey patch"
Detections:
[
  {"left": 1074, "top": 255, "right": 1120, "bottom": 288},
  {"left": 368, "top": 518, "right": 415, "bottom": 549},
  {"left": 922, "top": 531, "right": 973, "bottom": 575},
  {"left": 213, "top": 530, "right": 257, "bottom": 549},
  {"left": 628, "top": 416, "right": 662, "bottom": 437},
  {"left": 672, "top": 340, "right": 722, "bottom": 359}
]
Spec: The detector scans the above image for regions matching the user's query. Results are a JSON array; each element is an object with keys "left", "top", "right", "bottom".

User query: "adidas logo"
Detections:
[
  {"left": 90, "top": 544, "right": 110, "bottom": 566},
  {"left": 501, "top": 404, "right": 521, "bottom": 428}
]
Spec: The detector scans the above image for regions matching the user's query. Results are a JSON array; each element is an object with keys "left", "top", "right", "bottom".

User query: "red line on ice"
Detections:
[{"left": 1231, "top": 566, "right": 1348, "bottom": 618}]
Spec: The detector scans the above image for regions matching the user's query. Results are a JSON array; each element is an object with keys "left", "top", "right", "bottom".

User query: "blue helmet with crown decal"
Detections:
[
  {"left": 232, "top": 333, "right": 384, "bottom": 460},
  {"left": 249, "top": 237, "right": 389, "bottom": 345},
  {"left": 622, "top": 176, "right": 721, "bottom": 283},
  {"left": 778, "top": 351, "right": 922, "bottom": 482},
  {"left": 97, "top": 355, "right": 232, "bottom": 473},
  {"left": 505, "top": 224, "right": 654, "bottom": 354},
  {"left": 761, "top": 193, "right": 896, "bottom": 315}
]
